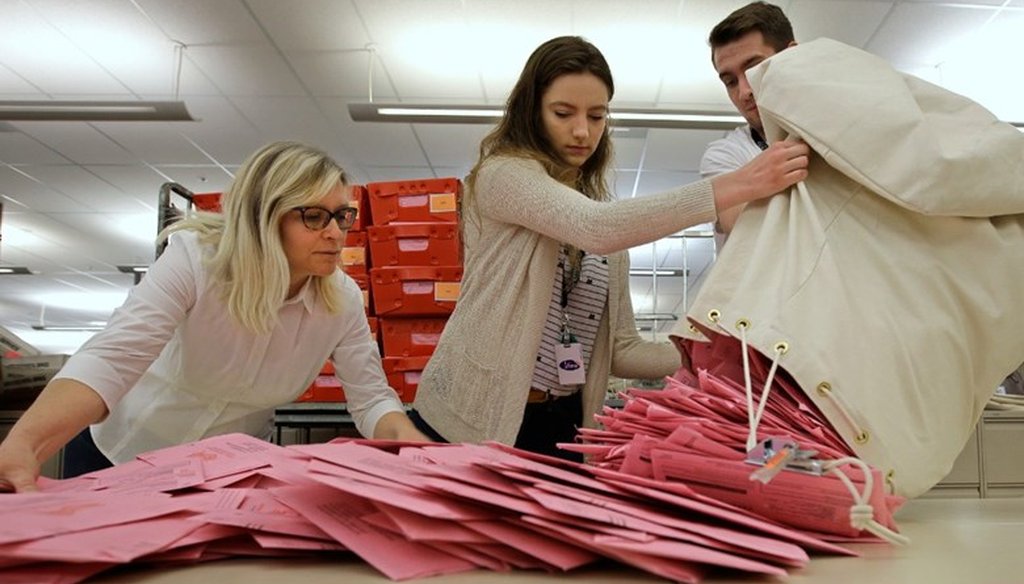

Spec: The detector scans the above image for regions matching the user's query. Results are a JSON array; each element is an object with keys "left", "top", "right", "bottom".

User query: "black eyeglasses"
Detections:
[{"left": 292, "top": 205, "right": 358, "bottom": 230}]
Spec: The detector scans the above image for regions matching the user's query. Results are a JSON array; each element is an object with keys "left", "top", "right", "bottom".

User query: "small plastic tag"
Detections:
[
  {"left": 429, "top": 192, "right": 457, "bottom": 213},
  {"left": 434, "top": 282, "right": 461, "bottom": 302},
  {"left": 554, "top": 342, "right": 586, "bottom": 385}
]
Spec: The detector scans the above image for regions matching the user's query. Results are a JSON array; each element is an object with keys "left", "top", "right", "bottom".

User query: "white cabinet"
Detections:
[{"left": 924, "top": 410, "right": 1024, "bottom": 498}]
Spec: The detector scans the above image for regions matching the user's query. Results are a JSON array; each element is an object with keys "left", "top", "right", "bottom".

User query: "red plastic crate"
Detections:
[
  {"left": 370, "top": 266, "right": 462, "bottom": 317},
  {"left": 366, "top": 178, "right": 460, "bottom": 226},
  {"left": 368, "top": 222, "right": 460, "bottom": 268},
  {"left": 295, "top": 361, "right": 345, "bottom": 402},
  {"left": 367, "top": 316, "right": 378, "bottom": 344},
  {"left": 380, "top": 317, "right": 447, "bottom": 357},
  {"left": 382, "top": 356, "right": 430, "bottom": 403},
  {"left": 348, "top": 185, "right": 370, "bottom": 231},
  {"left": 192, "top": 192, "right": 222, "bottom": 212},
  {"left": 348, "top": 273, "right": 372, "bottom": 315},
  {"left": 340, "top": 230, "right": 369, "bottom": 276}
]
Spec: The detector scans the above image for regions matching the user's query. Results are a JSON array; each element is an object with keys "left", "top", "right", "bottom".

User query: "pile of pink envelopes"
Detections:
[
  {"left": 569, "top": 368, "right": 906, "bottom": 541},
  {"left": 1, "top": 431, "right": 862, "bottom": 583}
]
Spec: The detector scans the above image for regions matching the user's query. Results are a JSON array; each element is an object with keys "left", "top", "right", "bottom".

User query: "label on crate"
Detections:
[
  {"left": 399, "top": 195, "right": 428, "bottom": 208},
  {"left": 434, "top": 282, "right": 461, "bottom": 302},
  {"left": 429, "top": 192, "right": 457, "bottom": 213},
  {"left": 341, "top": 247, "right": 366, "bottom": 266}
]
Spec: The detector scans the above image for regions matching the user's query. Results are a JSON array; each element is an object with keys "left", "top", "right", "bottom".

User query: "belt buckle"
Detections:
[{"left": 528, "top": 389, "right": 550, "bottom": 403}]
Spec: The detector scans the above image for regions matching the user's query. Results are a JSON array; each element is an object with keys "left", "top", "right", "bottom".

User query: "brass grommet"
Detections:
[
  {"left": 854, "top": 431, "right": 870, "bottom": 444},
  {"left": 816, "top": 382, "right": 832, "bottom": 396},
  {"left": 708, "top": 309, "right": 721, "bottom": 323},
  {"left": 735, "top": 318, "right": 750, "bottom": 330},
  {"left": 885, "top": 470, "right": 897, "bottom": 493},
  {"left": 773, "top": 341, "right": 789, "bottom": 354},
  {"left": 688, "top": 324, "right": 698, "bottom": 333}
]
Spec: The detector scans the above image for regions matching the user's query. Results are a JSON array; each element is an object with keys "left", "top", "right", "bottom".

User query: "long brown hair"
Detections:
[{"left": 465, "top": 35, "right": 615, "bottom": 226}]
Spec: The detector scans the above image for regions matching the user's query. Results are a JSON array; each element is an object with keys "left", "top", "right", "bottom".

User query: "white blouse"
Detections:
[{"left": 56, "top": 231, "right": 403, "bottom": 464}]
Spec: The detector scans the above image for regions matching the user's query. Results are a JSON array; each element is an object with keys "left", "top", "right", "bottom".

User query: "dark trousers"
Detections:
[
  {"left": 408, "top": 391, "right": 583, "bottom": 463},
  {"left": 62, "top": 428, "right": 114, "bottom": 478}
]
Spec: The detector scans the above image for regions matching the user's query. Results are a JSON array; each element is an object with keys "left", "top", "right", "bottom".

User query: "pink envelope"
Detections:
[{"left": 270, "top": 484, "right": 478, "bottom": 580}]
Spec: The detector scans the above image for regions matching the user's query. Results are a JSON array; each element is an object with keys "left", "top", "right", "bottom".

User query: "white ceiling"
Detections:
[{"left": 1, "top": 0, "right": 1022, "bottom": 353}]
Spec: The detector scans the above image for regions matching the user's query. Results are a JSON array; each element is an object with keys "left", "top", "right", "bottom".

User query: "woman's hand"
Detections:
[
  {"left": 0, "top": 436, "right": 42, "bottom": 493},
  {"left": 711, "top": 139, "right": 810, "bottom": 213},
  {"left": 372, "top": 411, "right": 434, "bottom": 442}
]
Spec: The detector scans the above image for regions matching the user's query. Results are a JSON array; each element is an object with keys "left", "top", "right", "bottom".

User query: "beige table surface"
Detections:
[{"left": 92, "top": 498, "right": 1024, "bottom": 584}]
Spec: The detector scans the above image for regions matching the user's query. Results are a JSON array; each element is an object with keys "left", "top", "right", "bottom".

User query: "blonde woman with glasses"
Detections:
[{"left": 0, "top": 141, "right": 429, "bottom": 492}]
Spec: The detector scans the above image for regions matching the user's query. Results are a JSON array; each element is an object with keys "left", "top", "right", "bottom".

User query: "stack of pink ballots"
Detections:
[
  {"left": 568, "top": 341, "right": 906, "bottom": 543},
  {"left": 0, "top": 432, "right": 858, "bottom": 583}
]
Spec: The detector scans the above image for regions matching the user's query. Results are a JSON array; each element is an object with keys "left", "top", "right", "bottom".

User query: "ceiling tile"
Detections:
[
  {"left": 83, "top": 164, "right": 178, "bottom": 207},
  {"left": 89, "top": 122, "right": 215, "bottom": 165},
  {"left": 635, "top": 169, "right": 703, "bottom": 197},
  {"left": 0, "top": 132, "right": 68, "bottom": 164},
  {"left": 134, "top": 0, "right": 266, "bottom": 46},
  {"left": 228, "top": 96, "right": 345, "bottom": 155},
  {"left": 247, "top": 0, "right": 371, "bottom": 51},
  {"left": 0, "top": 165, "right": 90, "bottom": 213},
  {"left": 186, "top": 45, "right": 306, "bottom": 97},
  {"left": 13, "top": 123, "right": 136, "bottom": 165},
  {"left": 866, "top": 2, "right": 994, "bottom": 68},
  {"left": 318, "top": 98, "right": 431, "bottom": 167},
  {"left": 640, "top": 129, "right": 723, "bottom": 173},
  {"left": 0, "top": 1, "right": 125, "bottom": 95},
  {"left": 288, "top": 51, "right": 397, "bottom": 99},
  {"left": 0, "top": 64, "right": 43, "bottom": 94},
  {"left": 788, "top": 0, "right": 893, "bottom": 48},
  {"left": 27, "top": 0, "right": 177, "bottom": 95},
  {"left": 411, "top": 124, "right": 489, "bottom": 169}
]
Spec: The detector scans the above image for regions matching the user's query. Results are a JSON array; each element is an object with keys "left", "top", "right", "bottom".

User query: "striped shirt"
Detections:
[{"left": 530, "top": 248, "right": 610, "bottom": 396}]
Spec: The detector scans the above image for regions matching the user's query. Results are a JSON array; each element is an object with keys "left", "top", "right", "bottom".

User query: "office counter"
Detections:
[{"left": 93, "top": 497, "right": 1024, "bottom": 584}]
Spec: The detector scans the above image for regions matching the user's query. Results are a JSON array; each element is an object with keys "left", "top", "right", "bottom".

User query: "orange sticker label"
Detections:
[
  {"left": 341, "top": 247, "right": 366, "bottom": 266},
  {"left": 434, "top": 282, "right": 461, "bottom": 302},
  {"left": 429, "top": 192, "right": 457, "bottom": 213}
]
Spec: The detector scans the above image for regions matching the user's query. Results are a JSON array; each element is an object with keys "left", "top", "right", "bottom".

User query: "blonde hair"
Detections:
[{"left": 161, "top": 141, "right": 347, "bottom": 334}]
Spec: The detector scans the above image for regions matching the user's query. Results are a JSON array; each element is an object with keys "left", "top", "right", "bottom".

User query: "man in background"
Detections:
[{"left": 703, "top": 2, "right": 797, "bottom": 239}]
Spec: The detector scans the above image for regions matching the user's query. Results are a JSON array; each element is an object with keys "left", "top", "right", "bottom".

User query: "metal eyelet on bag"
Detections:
[
  {"left": 735, "top": 318, "right": 750, "bottom": 330},
  {"left": 688, "top": 324, "right": 698, "bottom": 333},
  {"left": 816, "top": 382, "right": 832, "bottom": 396},
  {"left": 773, "top": 341, "right": 789, "bottom": 355},
  {"left": 854, "top": 431, "right": 870, "bottom": 444},
  {"left": 886, "top": 470, "right": 896, "bottom": 492},
  {"left": 708, "top": 309, "right": 720, "bottom": 323}
]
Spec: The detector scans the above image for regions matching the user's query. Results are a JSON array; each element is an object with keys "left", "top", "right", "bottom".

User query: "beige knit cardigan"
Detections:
[{"left": 413, "top": 155, "right": 718, "bottom": 444}]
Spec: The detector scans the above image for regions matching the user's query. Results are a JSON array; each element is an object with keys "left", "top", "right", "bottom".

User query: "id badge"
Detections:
[{"left": 554, "top": 342, "right": 586, "bottom": 385}]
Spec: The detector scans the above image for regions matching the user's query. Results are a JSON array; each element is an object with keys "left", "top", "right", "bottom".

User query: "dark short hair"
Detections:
[{"left": 709, "top": 1, "right": 794, "bottom": 54}]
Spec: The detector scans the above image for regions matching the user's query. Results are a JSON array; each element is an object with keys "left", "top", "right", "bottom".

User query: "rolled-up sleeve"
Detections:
[
  {"left": 55, "top": 233, "right": 197, "bottom": 411},
  {"left": 330, "top": 280, "right": 404, "bottom": 438}
]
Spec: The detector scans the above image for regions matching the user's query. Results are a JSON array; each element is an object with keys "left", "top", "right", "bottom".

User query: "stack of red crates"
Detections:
[
  {"left": 297, "top": 184, "right": 375, "bottom": 403},
  {"left": 367, "top": 177, "right": 463, "bottom": 403}
]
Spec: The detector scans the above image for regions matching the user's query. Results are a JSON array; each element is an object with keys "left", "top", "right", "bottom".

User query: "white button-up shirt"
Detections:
[{"left": 56, "top": 231, "right": 402, "bottom": 464}]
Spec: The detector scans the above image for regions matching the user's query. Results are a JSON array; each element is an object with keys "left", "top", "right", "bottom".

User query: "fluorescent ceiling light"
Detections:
[
  {"left": 31, "top": 324, "right": 105, "bottom": 332},
  {"left": 349, "top": 103, "right": 745, "bottom": 130},
  {"left": 0, "top": 266, "right": 32, "bottom": 274},
  {"left": 633, "top": 313, "right": 679, "bottom": 321},
  {"left": 629, "top": 269, "right": 687, "bottom": 277},
  {"left": 0, "top": 100, "right": 195, "bottom": 121}
]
